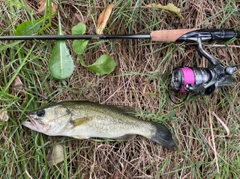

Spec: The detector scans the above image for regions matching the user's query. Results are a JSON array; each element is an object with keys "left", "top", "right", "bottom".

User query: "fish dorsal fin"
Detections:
[
  {"left": 70, "top": 117, "right": 90, "bottom": 128},
  {"left": 107, "top": 104, "right": 137, "bottom": 117}
]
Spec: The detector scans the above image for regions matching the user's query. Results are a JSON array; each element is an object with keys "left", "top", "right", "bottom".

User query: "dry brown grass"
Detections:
[{"left": 0, "top": 0, "right": 240, "bottom": 178}]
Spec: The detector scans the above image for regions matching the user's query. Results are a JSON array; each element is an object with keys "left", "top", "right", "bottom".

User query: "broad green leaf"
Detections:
[
  {"left": 49, "top": 17, "right": 74, "bottom": 79},
  {"left": 72, "top": 23, "right": 88, "bottom": 55},
  {"left": 87, "top": 55, "right": 116, "bottom": 76},
  {"left": 49, "top": 41, "right": 74, "bottom": 79},
  {"left": 15, "top": 18, "right": 44, "bottom": 36},
  {"left": 72, "top": 23, "right": 87, "bottom": 35},
  {"left": 72, "top": 40, "right": 88, "bottom": 55}
]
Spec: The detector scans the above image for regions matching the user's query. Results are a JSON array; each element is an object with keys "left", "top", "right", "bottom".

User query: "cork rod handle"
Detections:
[{"left": 151, "top": 29, "right": 199, "bottom": 42}]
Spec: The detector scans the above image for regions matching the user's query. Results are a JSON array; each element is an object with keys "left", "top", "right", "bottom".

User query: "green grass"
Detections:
[{"left": 0, "top": 0, "right": 240, "bottom": 178}]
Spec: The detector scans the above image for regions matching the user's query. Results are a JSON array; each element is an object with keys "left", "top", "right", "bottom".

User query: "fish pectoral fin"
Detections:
[
  {"left": 70, "top": 117, "right": 90, "bottom": 128},
  {"left": 72, "top": 135, "right": 89, "bottom": 139},
  {"left": 113, "top": 134, "right": 136, "bottom": 141}
]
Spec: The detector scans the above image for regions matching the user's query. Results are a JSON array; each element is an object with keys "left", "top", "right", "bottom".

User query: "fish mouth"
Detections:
[{"left": 22, "top": 114, "right": 43, "bottom": 130}]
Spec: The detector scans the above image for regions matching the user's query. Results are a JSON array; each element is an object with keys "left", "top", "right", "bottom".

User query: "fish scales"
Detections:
[{"left": 66, "top": 102, "right": 155, "bottom": 139}]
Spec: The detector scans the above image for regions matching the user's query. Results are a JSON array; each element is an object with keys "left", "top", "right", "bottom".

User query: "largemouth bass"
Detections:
[{"left": 22, "top": 101, "right": 177, "bottom": 150}]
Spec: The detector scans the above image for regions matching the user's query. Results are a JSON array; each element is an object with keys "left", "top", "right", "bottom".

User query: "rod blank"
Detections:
[{"left": 0, "top": 34, "right": 151, "bottom": 40}]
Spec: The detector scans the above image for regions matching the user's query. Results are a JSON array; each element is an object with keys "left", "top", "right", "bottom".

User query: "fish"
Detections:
[{"left": 22, "top": 101, "right": 177, "bottom": 150}]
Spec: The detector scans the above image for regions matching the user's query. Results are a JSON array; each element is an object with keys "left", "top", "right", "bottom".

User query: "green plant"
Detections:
[
  {"left": 71, "top": 23, "right": 116, "bottom": 76},
  {"left": 14, "top": 18, "right": 116, "bottom": 79}
]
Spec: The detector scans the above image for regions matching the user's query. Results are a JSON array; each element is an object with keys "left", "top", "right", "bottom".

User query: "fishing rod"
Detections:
[
  {"left": 1, "top": 28, "right": 240, "bottom": 96},
  {"left": 1, "top": 29, "right": 239, "bottom": 41}
]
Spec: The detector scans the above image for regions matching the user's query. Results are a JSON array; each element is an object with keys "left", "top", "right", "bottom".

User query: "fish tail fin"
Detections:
[{"left": 150, "top": 122, "right": 177, "bottom": 151}]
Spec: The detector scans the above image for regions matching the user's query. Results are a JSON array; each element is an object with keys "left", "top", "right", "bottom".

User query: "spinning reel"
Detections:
[{"left": 170, "top": 30, "right": 239, "bottom": 96}]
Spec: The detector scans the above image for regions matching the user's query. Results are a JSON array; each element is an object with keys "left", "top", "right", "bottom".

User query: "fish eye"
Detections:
[{"left": 36, "top": 109, "right": 45, "bottom": 117}]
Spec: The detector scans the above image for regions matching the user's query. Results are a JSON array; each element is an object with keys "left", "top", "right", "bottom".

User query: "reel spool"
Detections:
[{"left": 171, "top": 67, "right": 214, "bottom": 95}]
